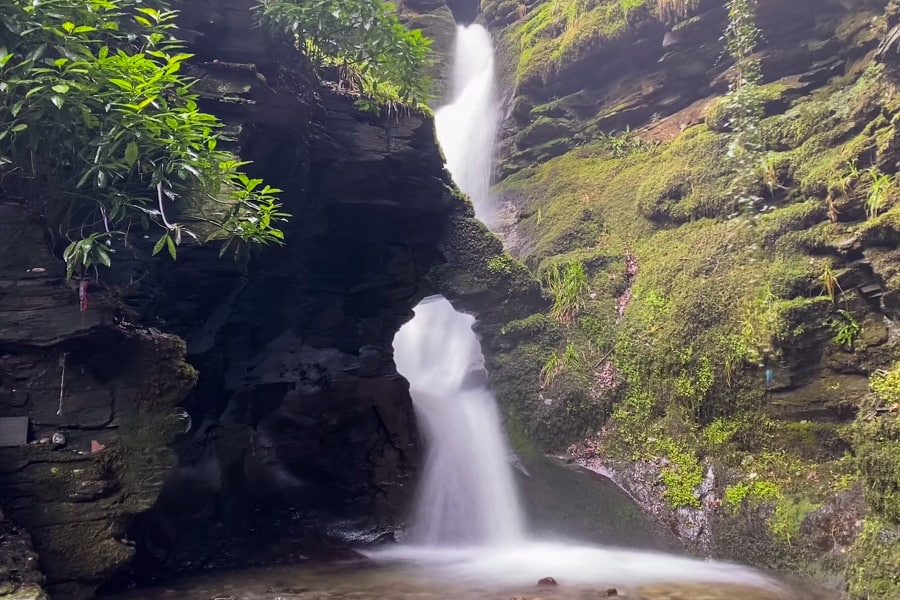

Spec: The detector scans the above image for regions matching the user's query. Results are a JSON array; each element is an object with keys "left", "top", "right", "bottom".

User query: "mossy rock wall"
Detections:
[{"left": 483, "top": 0, "right": 900, "bottom": 596}]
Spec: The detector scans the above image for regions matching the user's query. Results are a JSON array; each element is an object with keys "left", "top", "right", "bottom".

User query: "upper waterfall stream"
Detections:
[{"left": 434, "top": 24, "right": 499, "bottom": 226}]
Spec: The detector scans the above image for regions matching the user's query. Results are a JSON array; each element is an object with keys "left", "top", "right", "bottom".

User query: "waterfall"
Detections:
[
  {"left": 434, "top": 24, "right": 499, "bottom": 225},
  {"left": 394, "top": 298, "right": 523, "bottom": 544},
  {"left": 393, "top": 23, "right": 523, "bottom": 546}
]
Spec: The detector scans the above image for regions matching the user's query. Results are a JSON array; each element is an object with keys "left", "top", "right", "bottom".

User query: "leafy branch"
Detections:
[
  {"left": 255, "top": 0, "right": 434, "bottom": 114},
  {"left": 0, "top": 0, "right": 289, "bottom": 279}
]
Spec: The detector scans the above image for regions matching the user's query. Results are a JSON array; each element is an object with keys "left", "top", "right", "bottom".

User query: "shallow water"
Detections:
[{"left": 109, "top": 546, "right": 837, "bottom": 600}]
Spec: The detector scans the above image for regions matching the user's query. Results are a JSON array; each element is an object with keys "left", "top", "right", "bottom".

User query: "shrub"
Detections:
[
  {"left": 257, "top": 0, "right": 433, "bottom": 113},
  {"left": 0, "top": 0, "right": 287, "bottom": 277}
]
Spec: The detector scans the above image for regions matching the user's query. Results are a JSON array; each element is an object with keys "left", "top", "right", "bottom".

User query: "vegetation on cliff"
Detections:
[
  {"left": 0, "top": 0, "right": 289, "bottom": 278},
  {"left": 491, "top": 0, "right": 900, "bottom": 595},
  {"left": 0, "top": 0, "right": 434, "bottom": 279},
  {"left": 501, "top": 0, "right": 698, "bottom": 87},
  {"left": 258, "top": 0, "right": 434, "bottom": 112}
]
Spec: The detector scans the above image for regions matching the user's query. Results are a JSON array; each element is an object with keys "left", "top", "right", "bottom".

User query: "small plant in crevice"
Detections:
[
  {"left": 820, "top": 262, "right": 842, "bottom": 303},
  {"left": 826, "top": 194, "right": 840, "bottom": 223},
  {"left": 865, "top": 167, "right": 894, "bottom": 219},
  {"left": 597, "top": 126, "right": 652, "bottom": 158},
  {"left": 830, "top": 309, "right": 861, "bottom": 351},
  {"left": 824, "top": 161, "right": 860, "bottom": 223},
  {"left": 540, "top": 343, "right": 587, "bottom": 388},
  {"left": 737, "top": 282, "right": 778, "bottom": 365},
  {"left": 542, "top": 260, "right": 591, "bottom": 324}
]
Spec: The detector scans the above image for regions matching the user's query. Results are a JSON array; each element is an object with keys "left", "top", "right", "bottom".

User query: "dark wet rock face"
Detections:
[
  {"left": 0, "top": 508, "right": 45, "bottom": 598},
  {"left": 103, "top": 1, "right": 463, "bottom": 590},
  {"left": 0, "top": 201, "right": 198, "bottom": 599}
]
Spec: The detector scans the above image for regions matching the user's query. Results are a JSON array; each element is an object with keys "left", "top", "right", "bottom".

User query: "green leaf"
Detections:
[
  {"left": 108, "top": 78, "right": 132, "bottom": 91},
  {"left": 50, "top": 95, "right": 64, "bottom": 109},
  {"left": 51, "top": 83, "right": 70, "bottom": 94},
  {"left": 61, "top": 22, "right": 76, "bottom": 34},
  {"left": 94, "top": 245, "right": 111, "bottom": 268},
  {"left": 10, "top": 123, "right": 28, "bottom": 133},
  {"left": 152, "top": 234, "right": 168, "bottom": 256},
  {"left": 135, "top": 7, "right": 161, "bottom": 20},
  {"left": 166, "top": 235, "right": 177, "bottom": 260},
  {"left": 24, "top": 85, "right": 45, "bottom": 99},
  {"left": 124, "top": 142, "right": 139, "bottom": 165}
]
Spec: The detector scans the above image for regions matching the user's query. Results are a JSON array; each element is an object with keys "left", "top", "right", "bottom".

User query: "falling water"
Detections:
[
  {"left": 394, "top": 22, "right": 522, "bottom": 545},
  {"left": 434, "top": 24, "right": 499, "bottom": 225},
  {"left": 394, "top": 297, "right": 523, "bottom": 544}
]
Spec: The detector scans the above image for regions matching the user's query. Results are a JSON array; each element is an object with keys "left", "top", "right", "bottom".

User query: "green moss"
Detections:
[
  {"left": 855, "top": 412, "right": 900, "bottom": 522},
  {"left": 655, "top": 437, "right": 704, "bottom": 509},
  {"left": 708, "top": 81, "right": 798, "bottom": 133},
  {"left": 859, "top": 205, "right": 900, "bottom": 246},
  {"left": 491, "top": 29, "right": 900, "bottom": 583},
  {"left": 513, "top": 0, "right": 639, "bottom": 86},
  {"left": 847, "top": 519, "right": 900, "bottom": 600},
  {"left": 723, "top": 480, "right": 780, "bottom": 510},
  {"left": 871, "top": 362, "right": 900, "bottom": 404},
  {"left": 499, "top": 313, "right": 563, "bottom": 347},
  {"left": 769, "top": 495, "right": 819, "bottom": 544},
  {"left": 487, "top": 252, "right": 519, "bottom": 274},
  {"left": 517, "top": 116, "right": 576, "bottom": 148}
]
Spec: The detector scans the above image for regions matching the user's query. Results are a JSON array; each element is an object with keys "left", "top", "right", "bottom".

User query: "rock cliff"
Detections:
[{"left": 479, "top": 0, "right": 900, "bottom": 597}]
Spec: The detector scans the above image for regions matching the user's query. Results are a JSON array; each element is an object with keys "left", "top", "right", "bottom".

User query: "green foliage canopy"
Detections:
[
  {"left": 256, "top": 0, "right": 433, "bottom": 112},
  {"left": 0, "top": 0, "right": 288, "bottom": 278}
]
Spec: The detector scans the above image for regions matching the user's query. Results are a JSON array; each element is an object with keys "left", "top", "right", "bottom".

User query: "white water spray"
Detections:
[{"left": 384, "top": 22, "right": 780, "bottom": 593}]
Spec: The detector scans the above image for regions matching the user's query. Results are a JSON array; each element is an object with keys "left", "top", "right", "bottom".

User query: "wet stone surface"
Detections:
[{"left": 107, "top": 563, "right": 836, "bottom": 600}]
